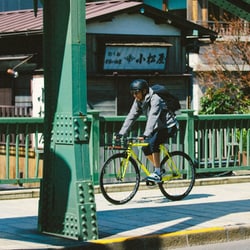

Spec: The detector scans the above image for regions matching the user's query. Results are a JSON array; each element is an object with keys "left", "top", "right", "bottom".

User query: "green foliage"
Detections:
[{"left": 200, "top": 82, "right": 250, "bottom": 114}]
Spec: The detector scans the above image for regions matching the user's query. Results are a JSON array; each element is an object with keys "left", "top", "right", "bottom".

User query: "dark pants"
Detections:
[{"left": 142, "top": 126, "right": 177, "bottom": 156}]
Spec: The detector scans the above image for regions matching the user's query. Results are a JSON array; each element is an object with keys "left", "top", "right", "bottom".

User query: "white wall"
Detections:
[{"left": 87, "top": 13, "right": 180, "bottom": 36}]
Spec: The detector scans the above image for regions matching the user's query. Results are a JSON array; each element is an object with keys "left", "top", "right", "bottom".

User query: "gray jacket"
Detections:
[{"left": 119, "top": 88, "right": 178, "bottom": 137}]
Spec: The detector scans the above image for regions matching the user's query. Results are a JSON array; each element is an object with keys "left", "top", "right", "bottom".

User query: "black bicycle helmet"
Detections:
[{"left": 130, "top": 79, "right": 148, "bottom": 91}]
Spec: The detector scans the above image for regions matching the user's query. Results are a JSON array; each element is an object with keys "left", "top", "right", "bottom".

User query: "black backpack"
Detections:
[{"left": 151, "top": 84, "right": 181, "bottom": 113}]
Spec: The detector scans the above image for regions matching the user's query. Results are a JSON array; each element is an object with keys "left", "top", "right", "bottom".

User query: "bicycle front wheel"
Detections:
[
  {"left": 99, "top": 152, "right": 140, "bottom": 205},
  {"left": 159, "top": 151, "right": 195, "bottom": 201}
]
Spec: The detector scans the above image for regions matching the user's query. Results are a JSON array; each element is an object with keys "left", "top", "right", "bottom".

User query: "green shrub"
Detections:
[{"left": 200, "top": 82, "right": 250, "bottom": 115}]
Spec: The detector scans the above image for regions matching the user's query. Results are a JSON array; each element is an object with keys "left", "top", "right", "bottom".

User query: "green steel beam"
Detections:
[
  {"left": 38, "top": 0, "right": 98, "bottom": 241},
  {"left": 209, "top": 0, "right": 250, "bottom": 21}
]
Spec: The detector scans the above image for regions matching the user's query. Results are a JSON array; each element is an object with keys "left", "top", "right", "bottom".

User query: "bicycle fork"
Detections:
[
  {"left": 116, "top": 149, "right": 140, "bottom": 181},
  {"left": 117, "top": 157, "right": 129, "bottom": 181}
]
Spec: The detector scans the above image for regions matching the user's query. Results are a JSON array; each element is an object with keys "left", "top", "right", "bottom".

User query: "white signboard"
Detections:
[
  {"left": 32, "top": 76, "right": 44, "bottom": 148},
  {"left": 32, "top": 76, "right": 44, "bottom": 118},
  {"left": 104, "top": 46, "right": 168, "bottom": 70}
]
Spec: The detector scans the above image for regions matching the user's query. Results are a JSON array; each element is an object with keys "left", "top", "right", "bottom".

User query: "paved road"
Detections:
[
  {"left": 96, "top": 181, "right": 250, "bottom": 238},
  {"left": 0, "top": 177, "right": 250, "bottom": 249}
]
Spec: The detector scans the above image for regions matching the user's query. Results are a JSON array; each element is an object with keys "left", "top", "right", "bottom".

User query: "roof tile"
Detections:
[
  {"left": 0, "top": 0, "right": 216, "bottom": 38},
  {"left": 0, "top": 1, "right": 141, "bottom": 35},
  {"left": 0, "top": 9, "right": 43, "bottom": 35}
]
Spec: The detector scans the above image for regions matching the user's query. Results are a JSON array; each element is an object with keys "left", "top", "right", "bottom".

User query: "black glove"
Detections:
[
  {"left": 115, "top": 133, "right": 122, "bottom": 140},
  {"left": 113, "top": 134, "right": 123, "bottom": 147}
]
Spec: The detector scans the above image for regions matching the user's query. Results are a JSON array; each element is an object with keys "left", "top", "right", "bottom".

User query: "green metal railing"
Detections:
[
  {"left": 0, "top": 111, "right": 249, "bottom": 186},
  {"left": 0, "top": 117, "right": 44, "bottom": 185},
  {"left": 194, "top": 114, "right": 250, "bottom": 173},
  {"left": 88, "top": 110, "right": 250, "bottom": 184}
]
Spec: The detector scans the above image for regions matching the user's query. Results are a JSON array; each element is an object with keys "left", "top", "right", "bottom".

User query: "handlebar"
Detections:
[
  {"left": 115, "top": 136, "right": 146, "bottom": 143},
  {"left": 106, "top": 137, "right": 149, "bottom": 150}
]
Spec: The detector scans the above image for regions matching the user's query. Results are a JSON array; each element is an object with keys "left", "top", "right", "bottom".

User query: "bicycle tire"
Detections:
[
  {"left": 99, "top": 152, "right": 140, "bottom": 205},
  {"left": 158, "top": 151, "right": 195, "bottom": 201}
]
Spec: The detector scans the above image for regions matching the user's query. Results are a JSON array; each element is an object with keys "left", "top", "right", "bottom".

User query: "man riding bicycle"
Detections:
[{"left": 117, "top": 79, "right": 179, "bottom": 183}]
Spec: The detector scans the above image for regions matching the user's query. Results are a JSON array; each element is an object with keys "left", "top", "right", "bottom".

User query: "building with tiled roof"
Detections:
[{"left": 0, "top": 0, "right": 217, "bottom": 116}]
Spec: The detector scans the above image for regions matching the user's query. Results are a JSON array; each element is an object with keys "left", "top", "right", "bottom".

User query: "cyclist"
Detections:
[{"left": 117, "top": 79, "right": 179, "bottom": 183}]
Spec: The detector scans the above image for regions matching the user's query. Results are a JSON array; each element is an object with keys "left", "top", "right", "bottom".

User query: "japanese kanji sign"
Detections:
[{"left": 104, "top": 46, "right": 168, "bottom": 70}]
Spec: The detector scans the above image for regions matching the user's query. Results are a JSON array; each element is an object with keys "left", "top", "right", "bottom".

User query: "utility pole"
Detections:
[{"left": 38, "top": 0, "right": 98, "bottom": 241}]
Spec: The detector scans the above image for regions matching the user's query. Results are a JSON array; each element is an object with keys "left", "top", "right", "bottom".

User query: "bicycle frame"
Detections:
[
  {"left": 120, "top": 141, "right": 181, "bottom": 181},
  {"left": 123, "top": 141, "right": 151, "bottom": 177}
]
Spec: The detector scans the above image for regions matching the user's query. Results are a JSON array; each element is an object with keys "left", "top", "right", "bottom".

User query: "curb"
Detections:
[
  {"left": 194, "top": 175, "right": 250, "bottom": 186},
  {"left": 0, "top": 188, "right": 40, "bottom": 200},
  {"left": 67, "top": 225, "right": 250, "bottom": 250},
  {"left": 1, "top": 175, "right": 250, "bottom": 200}
]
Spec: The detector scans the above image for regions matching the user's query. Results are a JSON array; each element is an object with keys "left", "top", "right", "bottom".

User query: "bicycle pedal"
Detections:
[{"left": 146, "top": 180, "right": 156, "bottom": 186}]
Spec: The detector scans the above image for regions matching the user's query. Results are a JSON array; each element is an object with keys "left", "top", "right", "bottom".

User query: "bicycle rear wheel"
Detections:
[
  {"left": 159, "top": 151, "right": 195, "bottom": 201},
  {"left": 99, "top": 152, "right": 140, "bottom": 205}
]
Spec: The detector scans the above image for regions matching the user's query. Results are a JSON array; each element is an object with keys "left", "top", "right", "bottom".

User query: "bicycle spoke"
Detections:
[
  {"left": 159, "top": 151, "right": 195, "bottom": 201},
  {"left": 100, "top": 153, "right": 140, "bottom": 205}
]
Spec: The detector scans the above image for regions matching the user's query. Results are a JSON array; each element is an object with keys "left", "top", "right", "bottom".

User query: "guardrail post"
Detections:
[
  {"left": 88, "top": 110, "right": 100, "bottom": 185},
  {"left": 182, "top": 110, "right": 195, "bottom": 161}
]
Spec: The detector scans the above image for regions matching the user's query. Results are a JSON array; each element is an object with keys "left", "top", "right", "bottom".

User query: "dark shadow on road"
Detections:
[
  {"left": 97, "top": 198, "right": 250, "bottom": 238},
  {"left": 0, "top": 194, "right": 249, "bottom": 248},
  {"left": 0, "top": 216, "right": 84, "bottom": 248}
]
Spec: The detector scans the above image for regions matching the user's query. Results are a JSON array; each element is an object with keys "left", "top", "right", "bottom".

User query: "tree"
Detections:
[{"left": 197, "top": 19, "right": 250, "bottom": 114}]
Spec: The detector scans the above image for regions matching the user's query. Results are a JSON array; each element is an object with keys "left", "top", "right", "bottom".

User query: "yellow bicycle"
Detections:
[{"left": 100, "top": 137, "right": 196, "bottom": 205}]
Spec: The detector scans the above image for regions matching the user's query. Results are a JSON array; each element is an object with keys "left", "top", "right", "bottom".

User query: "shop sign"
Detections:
[{"left": 104, "top": 46, "right": 168, "bottom": 70}]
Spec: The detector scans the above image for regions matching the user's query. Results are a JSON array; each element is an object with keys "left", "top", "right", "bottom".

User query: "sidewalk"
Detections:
[{"left": 0, "top": 176, "right": 250, "bottom": 249}]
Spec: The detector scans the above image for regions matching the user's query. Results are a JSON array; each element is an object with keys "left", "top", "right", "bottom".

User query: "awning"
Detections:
[
  {"left": 0, "top": 55, "right": 31, "bottom": 61},
  {"left": 0, "top": 54, "right": 36, "bottom": 73}
]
